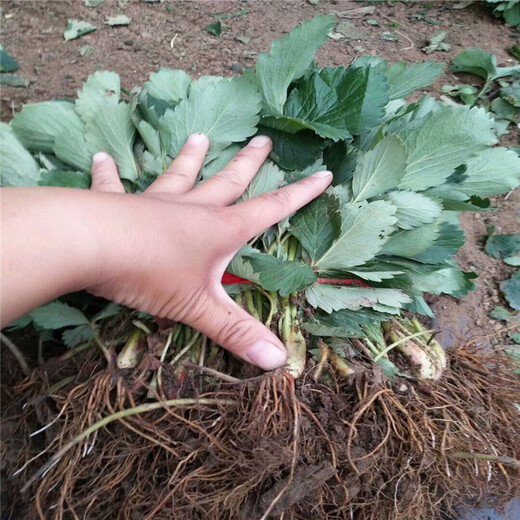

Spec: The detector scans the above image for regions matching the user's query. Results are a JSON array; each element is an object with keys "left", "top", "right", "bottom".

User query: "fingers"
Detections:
[
  {"left": 90, "top": 153, "right": 125, "bottom": 193},
  {"left": 145, "top": 133, "right": 209, "bottom": 196},
  {"left": 230, "top": 170, "right": 333, "bottom": 242},
  {"left": 185, "top": 135, "right": 272, "bottom": 206},
  {"left": 186, "top": 286, "right": 287, "bottom": 371}
]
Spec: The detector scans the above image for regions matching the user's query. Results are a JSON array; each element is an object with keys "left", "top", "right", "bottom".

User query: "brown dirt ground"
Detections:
[{"left": 1, "top": 0, "right": 518, "bottom": 348}]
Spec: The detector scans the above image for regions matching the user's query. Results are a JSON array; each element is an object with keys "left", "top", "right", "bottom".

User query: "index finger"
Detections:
[{"left": 228, "top": 170, "right": 332, "bottom": 242}]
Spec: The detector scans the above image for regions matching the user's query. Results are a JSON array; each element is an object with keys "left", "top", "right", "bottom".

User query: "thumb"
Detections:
[
  {"left": 185, "top": 286, "right": 287, "bottom": 371},
  {"left": 90, "top": 152, "right": 125, "bottom": 193}
]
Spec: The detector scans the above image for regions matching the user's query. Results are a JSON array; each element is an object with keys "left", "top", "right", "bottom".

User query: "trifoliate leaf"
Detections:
[
  {"left": 76, "top": 71, "right": 121, "bottom": 122},
  {"left": 0, "top": 45, "right": 19, "bottom": 72},
  {"left": 144, "top": 69, "right": 191, "bottom": 104},
  {"left": 39, "top": 170, "right": 91, "bottom": 189},
  {"left": 413, "top": 222, "right": 465, "bottom": 264},
  {"left": 62, "top": 325, "right": 95, "bottom": 348},
  {"left": 254, "top": 14, "right": 335, "bottom": 115},
  {"left": 457, "top": 147, "right": 520, "bottom": 196},
  {"left": 304, "top": 308, "right": 389, "bottom": 338},
  {"left": 161, "top": 77, "right": 260, "bottom": 160},
  {"left": 64, "top": 20, "right": 96, "bottom": 41},
  {"left": 85, "top": 102, "right": 138, "bottom": 181},
  {"left": 306, "top": 284, "right": 411, "bottom": 314},
  {"left": 385, "top": 60, "right": 444, "bottom": 100},
  {"left": 385, "top": 191, "right": 442, "bottom": 230},
  {"left": 290, "top": 194, "right": 341, "bottom": 263},
  {"left": 258, "top": 125, "right": 326, "bottom": 170},
  {"left": 105, "top": 15, "right": 132, "bottom": 26},
  {"left": 240, "top": 160, "right": 285, "bottom": 200},
  {"left": 502, "top": 271, "right": 520, "bottom": 310},
  {"left": 351, "top": 135, "right": 407, "bottom": 202},
  {"left": 380, "top": 221, "right": 441, "bottom": 258},
  {"left": 317, "top": 200, "right": 397, "bottom": 271},
  {"left": 30, "top": 302, "right": 89, "bottom": 330},
  {"left": 11, "top": 101, "right": 85, "bottom": 153},
  {"left": 485, "top": 226, "right": 520, "bottom": 259},
  {"left": 0, "top": 123, "right": 40, "bottom": 186},
  {"left": 489, "top": 306, "right": 512, "bottom": 321},
  {"left": 53, "top": 126, "right": 92, "bottom": 172},
  {"left": 397, "top": 106, "right": 497, "bottom": 191},
  {"left": 244, "top": 253, "right": 317, "bottom": 296}
]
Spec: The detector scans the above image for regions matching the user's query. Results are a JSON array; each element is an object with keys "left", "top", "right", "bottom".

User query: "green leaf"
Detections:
[
  {"left": 352, "top": 135, "right": 407, "bottom": 202},
  {"left": 92, "top": 302, "right": 122, "bottom": 322},
  {"left": 457, "top": 147, "right": 520, "bottom": 196},
  {"left": 413, "top": 222, "right": 465, "bottom": 264},
  {"left": 451, "top": 48, "right": 498, "bottom": 80},
  {"left": 485, "top": 227, "right": 520, "bottom": 259},
  {"left": 397, "top": 106, "right": 497, "bottom": 191},
  {"left": 240, "top": 160, "right": 285, "bottom": 200},
  {"left": 64, "top": 20, "right": 96, "bottom": 41},
  {"left": 0, "top": 74, "right": 30, "bottom": 88},
  {"left": 422, "top": 31, "right": 451, "bottom": 54},
  {"left": 504, "top": 256, "right": 520, "bottom": 266},
  {"left": 258, "top": 126, "right": 325, "bottom": 170},
  {"left": 84, "top": 0, "right": 105, "bottom": 6},
  {"left": 380, "top": 221, "right": 441, "bottom": 258},
  {"left": 337, "top": 65, "right": 389, "bottom": 135},
  {"left": 30, "top": 302, "right": 89, "bottom": 330},
  {"left": 290, "top": 194, "right": 341, "bottom": 262},
  {"left": 105, "top": 15, "right": 131, "bottom": 26},
  {"left": 38, "top": 170, "right": 91, "bottom": 189},
  {"left": 11, "top": 101, "right": 85, "bottom": 153},
  {"left": 161, "top": 77, "right": 260, "bottom": 160},
  {"left": 53, "top": 126, "right": 92, "bottom": 172},
  {"left": 244, "top": 253, "right": 317, "bottom": 296},
  {"left": 227, "top": 247, "right": 261, "bottom": 284},
  {"left": 501, "top": 271, "right": 520, "bottom": 310},
  {"left": 304, "top": 308, "right": 389, "bottom": 338},
  {"left": 385, "top": 61, "right": 444, "bottom": 100},
  {"left": 386, "top": 191, "right": 442, "bottom": 230},
  {"left": 0, "top": 123, "right": 40, "bottom": 186},
  {"left": 347, "top": 267, "right": 405, "bottom": 282},
  {"left": 254, "top": 14, "right": 335, "bottom": 115},
  {"left": 79, "top": 45, "right": 94, "bottom": 57},
  {"left": 0, "top": 45, "right": 19, "bottom": 72},
  {"left": 281, "top": 67, "right": 354, "bottom": 140},
  {"left": 489, "top": 306, "right": 512, "bottom": 321},
  {"left": 306, "top": 284, "right": 410, "bottom": 313},
  {"left": 317, "top": 200, "right": 397, "bottom": 271},
  {"left": 62, "top": 325, "right": 95, "bottom": 348},
  {"left": 411, "top": 265, "right": 474, "bottom": 296},
  {"left": 76, "top": 71, "right": 121, "bottom": 122},
  {"left": 85, "top": 103, "right": 138, "bottom": 181},
  {"left": 201, "top": 144, "right": 241, "bottom": 179},
  {"left": 205, "top": 22, "right": 222, "bottom": 37},
  {"left": 144, "top": 69, "right": 191, "bottom": 104}
]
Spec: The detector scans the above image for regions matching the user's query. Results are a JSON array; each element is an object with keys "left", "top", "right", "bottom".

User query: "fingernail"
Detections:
[
  {"left": 248, "top": 135, "right": 271, "bottom": 147},
  {"left": 311, "top": 170, "right": 333, "bottom": 178},
  {"left": 187, "top": 132, "right": 207, "bottom": 145},
  {"left": 246, "top": 340, "right": 287, "bottom": 370},
  {"left": 93, "top": 152, "right": 110, "bottom": 164}
]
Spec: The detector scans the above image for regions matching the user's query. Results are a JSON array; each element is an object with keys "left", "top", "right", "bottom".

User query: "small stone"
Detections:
[
  {"left": 124, "top": 39, "right": 134, "bottom": 46},
  {"left": 230, "top": 63, "right": 252, "bottom": 74}
]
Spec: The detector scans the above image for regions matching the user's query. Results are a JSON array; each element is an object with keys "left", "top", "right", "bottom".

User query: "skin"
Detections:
[{"left": 1, "top": 133, "right": 332, "bottom": 370}]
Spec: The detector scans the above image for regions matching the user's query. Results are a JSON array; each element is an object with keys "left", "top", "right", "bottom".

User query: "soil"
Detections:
[{"left": 1, "top": 0, "right": 519, "bottom": 519}]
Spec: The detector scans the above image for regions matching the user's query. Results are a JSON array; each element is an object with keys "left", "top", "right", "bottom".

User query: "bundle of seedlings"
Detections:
[{"left": 1, "top": 15, "right": 520, "bottom": 520}]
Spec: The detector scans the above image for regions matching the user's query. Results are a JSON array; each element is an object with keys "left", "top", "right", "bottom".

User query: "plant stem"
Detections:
[
  {"left": 21, "top": 398, "right": 235, "bottom": 493},
  {"left": 170, "top": 330, "right": 201, "bottom": 365},
  {"left": 1, "top": 333, "right": 30, "bottom": 377},
  {"left": 373, "top": 329, "right": 435, "bottom": 362},
  {"left": 244, "top": 289, "right": 259, "bottom": 319}
]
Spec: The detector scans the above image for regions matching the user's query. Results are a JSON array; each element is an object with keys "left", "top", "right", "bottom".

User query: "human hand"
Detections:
[{"left": 87, "top": 134, "right": 332, "bottom": 370}]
